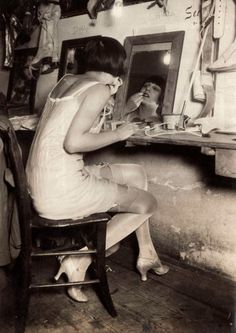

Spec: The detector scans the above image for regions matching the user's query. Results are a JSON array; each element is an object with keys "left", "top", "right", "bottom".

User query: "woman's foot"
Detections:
[
  {"left": 54, "top": 255, "right": 92, "bottom": 302},
  {"left": 136, "top": 257, "right": 169, "bottom": 282}
]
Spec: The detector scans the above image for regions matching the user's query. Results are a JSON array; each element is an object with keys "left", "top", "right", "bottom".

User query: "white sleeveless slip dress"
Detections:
[{"left": 26, "top": 76, "right": 118, "bottom": 220}]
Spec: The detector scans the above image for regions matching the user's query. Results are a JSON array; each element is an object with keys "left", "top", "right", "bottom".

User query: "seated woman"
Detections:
[
  {"left": 26, "top": 37, "right": 169, "bottom": 303},
  {"left": 124, "top": 76, "right": 166, "bottom": 123}
]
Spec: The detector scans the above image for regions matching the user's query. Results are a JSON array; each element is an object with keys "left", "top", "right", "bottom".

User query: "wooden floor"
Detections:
[{"left": 1, "top": 244, "right": 235, "bottom": 333}]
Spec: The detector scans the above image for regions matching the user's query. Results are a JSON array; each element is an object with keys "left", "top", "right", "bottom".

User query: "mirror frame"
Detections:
[
  {"left": 58, "top": 36, "right": 101, "bottom": 80},
  {"left": 114, "top": 31, "right": 185, "bottom": 119}
]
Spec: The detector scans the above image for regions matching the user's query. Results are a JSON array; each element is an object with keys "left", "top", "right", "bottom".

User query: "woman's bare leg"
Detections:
[
  {"left": 63, "top": 163, "right": 167, "bottom": 301},
  {"left": 100, "top": 164, "right": 160, "bottom": 260},
  {"left": 61, "top": 178, "right": 157, "bottom": 301}
]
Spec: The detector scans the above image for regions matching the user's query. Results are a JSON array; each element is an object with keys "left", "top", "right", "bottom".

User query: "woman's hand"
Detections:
[
  {"left": 116, "top": 122, "right": 140, "bottom": 140},
  {"left": 126, "top": 93, "right": 144, "bottom": 113},
  {"left": 109, "top": 77, "right": 123, "bottom": 95}
]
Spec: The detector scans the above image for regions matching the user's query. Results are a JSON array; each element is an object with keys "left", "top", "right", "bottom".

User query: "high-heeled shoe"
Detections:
[
  {"left": 136, "top": 257, "right": 169, "bottom": 282},
  {"left": 54, "top": 256, "right": 91, "bottom": 302}
]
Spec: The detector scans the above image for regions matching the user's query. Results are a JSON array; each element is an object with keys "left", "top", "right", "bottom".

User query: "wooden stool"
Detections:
[{"left": 0, "top": 116, "right": 117, "bottom": 333}]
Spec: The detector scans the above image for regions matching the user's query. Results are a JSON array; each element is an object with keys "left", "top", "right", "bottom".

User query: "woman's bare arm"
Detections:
[{"left": 64, "top": 84, "right": 137, "bottom": 153}]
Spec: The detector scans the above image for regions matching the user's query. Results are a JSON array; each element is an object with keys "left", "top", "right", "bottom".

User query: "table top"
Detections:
[
  {"left": 15, "top": 124, "right": 236, "bottom": 150},
  {"left": 128, "top": 131, "right": 236, "bottom": 150}
]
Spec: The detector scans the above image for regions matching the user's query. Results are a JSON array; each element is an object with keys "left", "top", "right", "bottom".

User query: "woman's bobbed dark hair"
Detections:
[{"left": 83, "top": 37, "right": 126, "bottom": 77}]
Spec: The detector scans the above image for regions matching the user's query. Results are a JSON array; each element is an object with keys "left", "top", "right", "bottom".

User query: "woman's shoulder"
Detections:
[
  {"left": 60, "top": 73, "right": 78, "bottom": 85},
  {"left": 84, "top": 82, "right": 111, "bottom": 101},
  {"left": 79, "top": 78, "right": 110, "bottom": 95},
  {"left": 53, "top": 74, "right": 76, "bottom": 92},
  {"left": 53, "top": 74, "right": 110, "bottom": 99}
]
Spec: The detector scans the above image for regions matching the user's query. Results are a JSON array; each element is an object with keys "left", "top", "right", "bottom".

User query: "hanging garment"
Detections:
[
  {"left": 30, "top": 0, "right": 61, "bottom": 70},
  {"left": 197, "top": 0, "right": 215, "bottom": 118},
  {"left": 207, "top": 0, "right": 236, "bottom": 72},
  {"left": 2, "top": 14, "right": 21, "bottom": 68}
]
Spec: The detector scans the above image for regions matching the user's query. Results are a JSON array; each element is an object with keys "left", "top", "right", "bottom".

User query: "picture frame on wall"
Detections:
[{"left": 7, "top": 48, "right": 38, "bottom": 115}]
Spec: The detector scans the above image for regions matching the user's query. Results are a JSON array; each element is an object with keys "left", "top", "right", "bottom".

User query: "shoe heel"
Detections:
[
  {"left": 137, "top": 257, "right": 166, "bottom": 282},
  {"left": 140, "top": 272, "right": 147, "bottom": 282},
  {"left": 54, "top": 265, "right": 65, "bottom": 281},
  {"left": 140, "top": 272, "right": 147, "bottom": 281},
  {"left": 136, "top": 263, "right": 148, "bottom": 282}
]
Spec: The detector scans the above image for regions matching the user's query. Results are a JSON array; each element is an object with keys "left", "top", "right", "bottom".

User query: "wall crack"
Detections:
[{"left": 149, "top": 178, "right": 205, "bottom": 191}]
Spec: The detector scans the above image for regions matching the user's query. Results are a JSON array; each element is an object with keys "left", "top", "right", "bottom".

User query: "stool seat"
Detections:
[{"left": 32, "top": 212, "right": 110, "bottom": 228}]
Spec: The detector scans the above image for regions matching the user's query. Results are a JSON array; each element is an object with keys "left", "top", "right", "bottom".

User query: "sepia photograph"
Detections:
[{"left": 0, "top": 0, "right": 236, "bottom": 333}]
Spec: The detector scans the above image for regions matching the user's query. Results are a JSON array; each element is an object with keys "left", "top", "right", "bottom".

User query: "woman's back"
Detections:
[
  {"left": 27, "top": 75, "right": 101, "bottom": 169},
  {"left": 26, "top": 75, "right": 108, "bottom": 219}
]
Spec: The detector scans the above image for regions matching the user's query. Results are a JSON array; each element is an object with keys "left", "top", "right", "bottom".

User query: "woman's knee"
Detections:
[
  {"left": 129, "top": 190, "right": 157, "bottom": 215},
  {"left": 140, "top": 192, "right": 157, "bottom": 214},
  {"left": 114, "top": 184, "right": 157, "bottom": 215}
]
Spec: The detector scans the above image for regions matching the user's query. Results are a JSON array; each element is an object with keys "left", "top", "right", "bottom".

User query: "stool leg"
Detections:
[
  {"left": 14, "top": 253, "right": 31, "bottom": 333},
  {"left": 95, "top": 222, "right": 117, "bottom": 317}
]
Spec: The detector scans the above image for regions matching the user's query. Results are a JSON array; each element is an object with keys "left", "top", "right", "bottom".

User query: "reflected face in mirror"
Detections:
[
  {"left": 140, "top": 82, "right": 162, "bottom": 106},
  {"left": 125, "top": 49, "right": 169, "bottom": 114}
]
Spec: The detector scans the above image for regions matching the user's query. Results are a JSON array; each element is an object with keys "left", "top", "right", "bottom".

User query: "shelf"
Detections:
[{"left": 127, "top": 132, "right": 236, "bottom": 150}]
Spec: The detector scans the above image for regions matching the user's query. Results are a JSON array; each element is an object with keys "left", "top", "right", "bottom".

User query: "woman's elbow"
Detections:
[
  {"left": 64, "top": 133, "right": 88, "bottom": 154},
  {"left": 64, "top": 138, "right": 80, "bottom": 154}
]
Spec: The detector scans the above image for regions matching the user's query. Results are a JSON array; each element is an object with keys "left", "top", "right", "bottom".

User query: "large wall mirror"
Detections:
[{"left": 114, "top": 31, "right": 185, "bottom": 120}]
